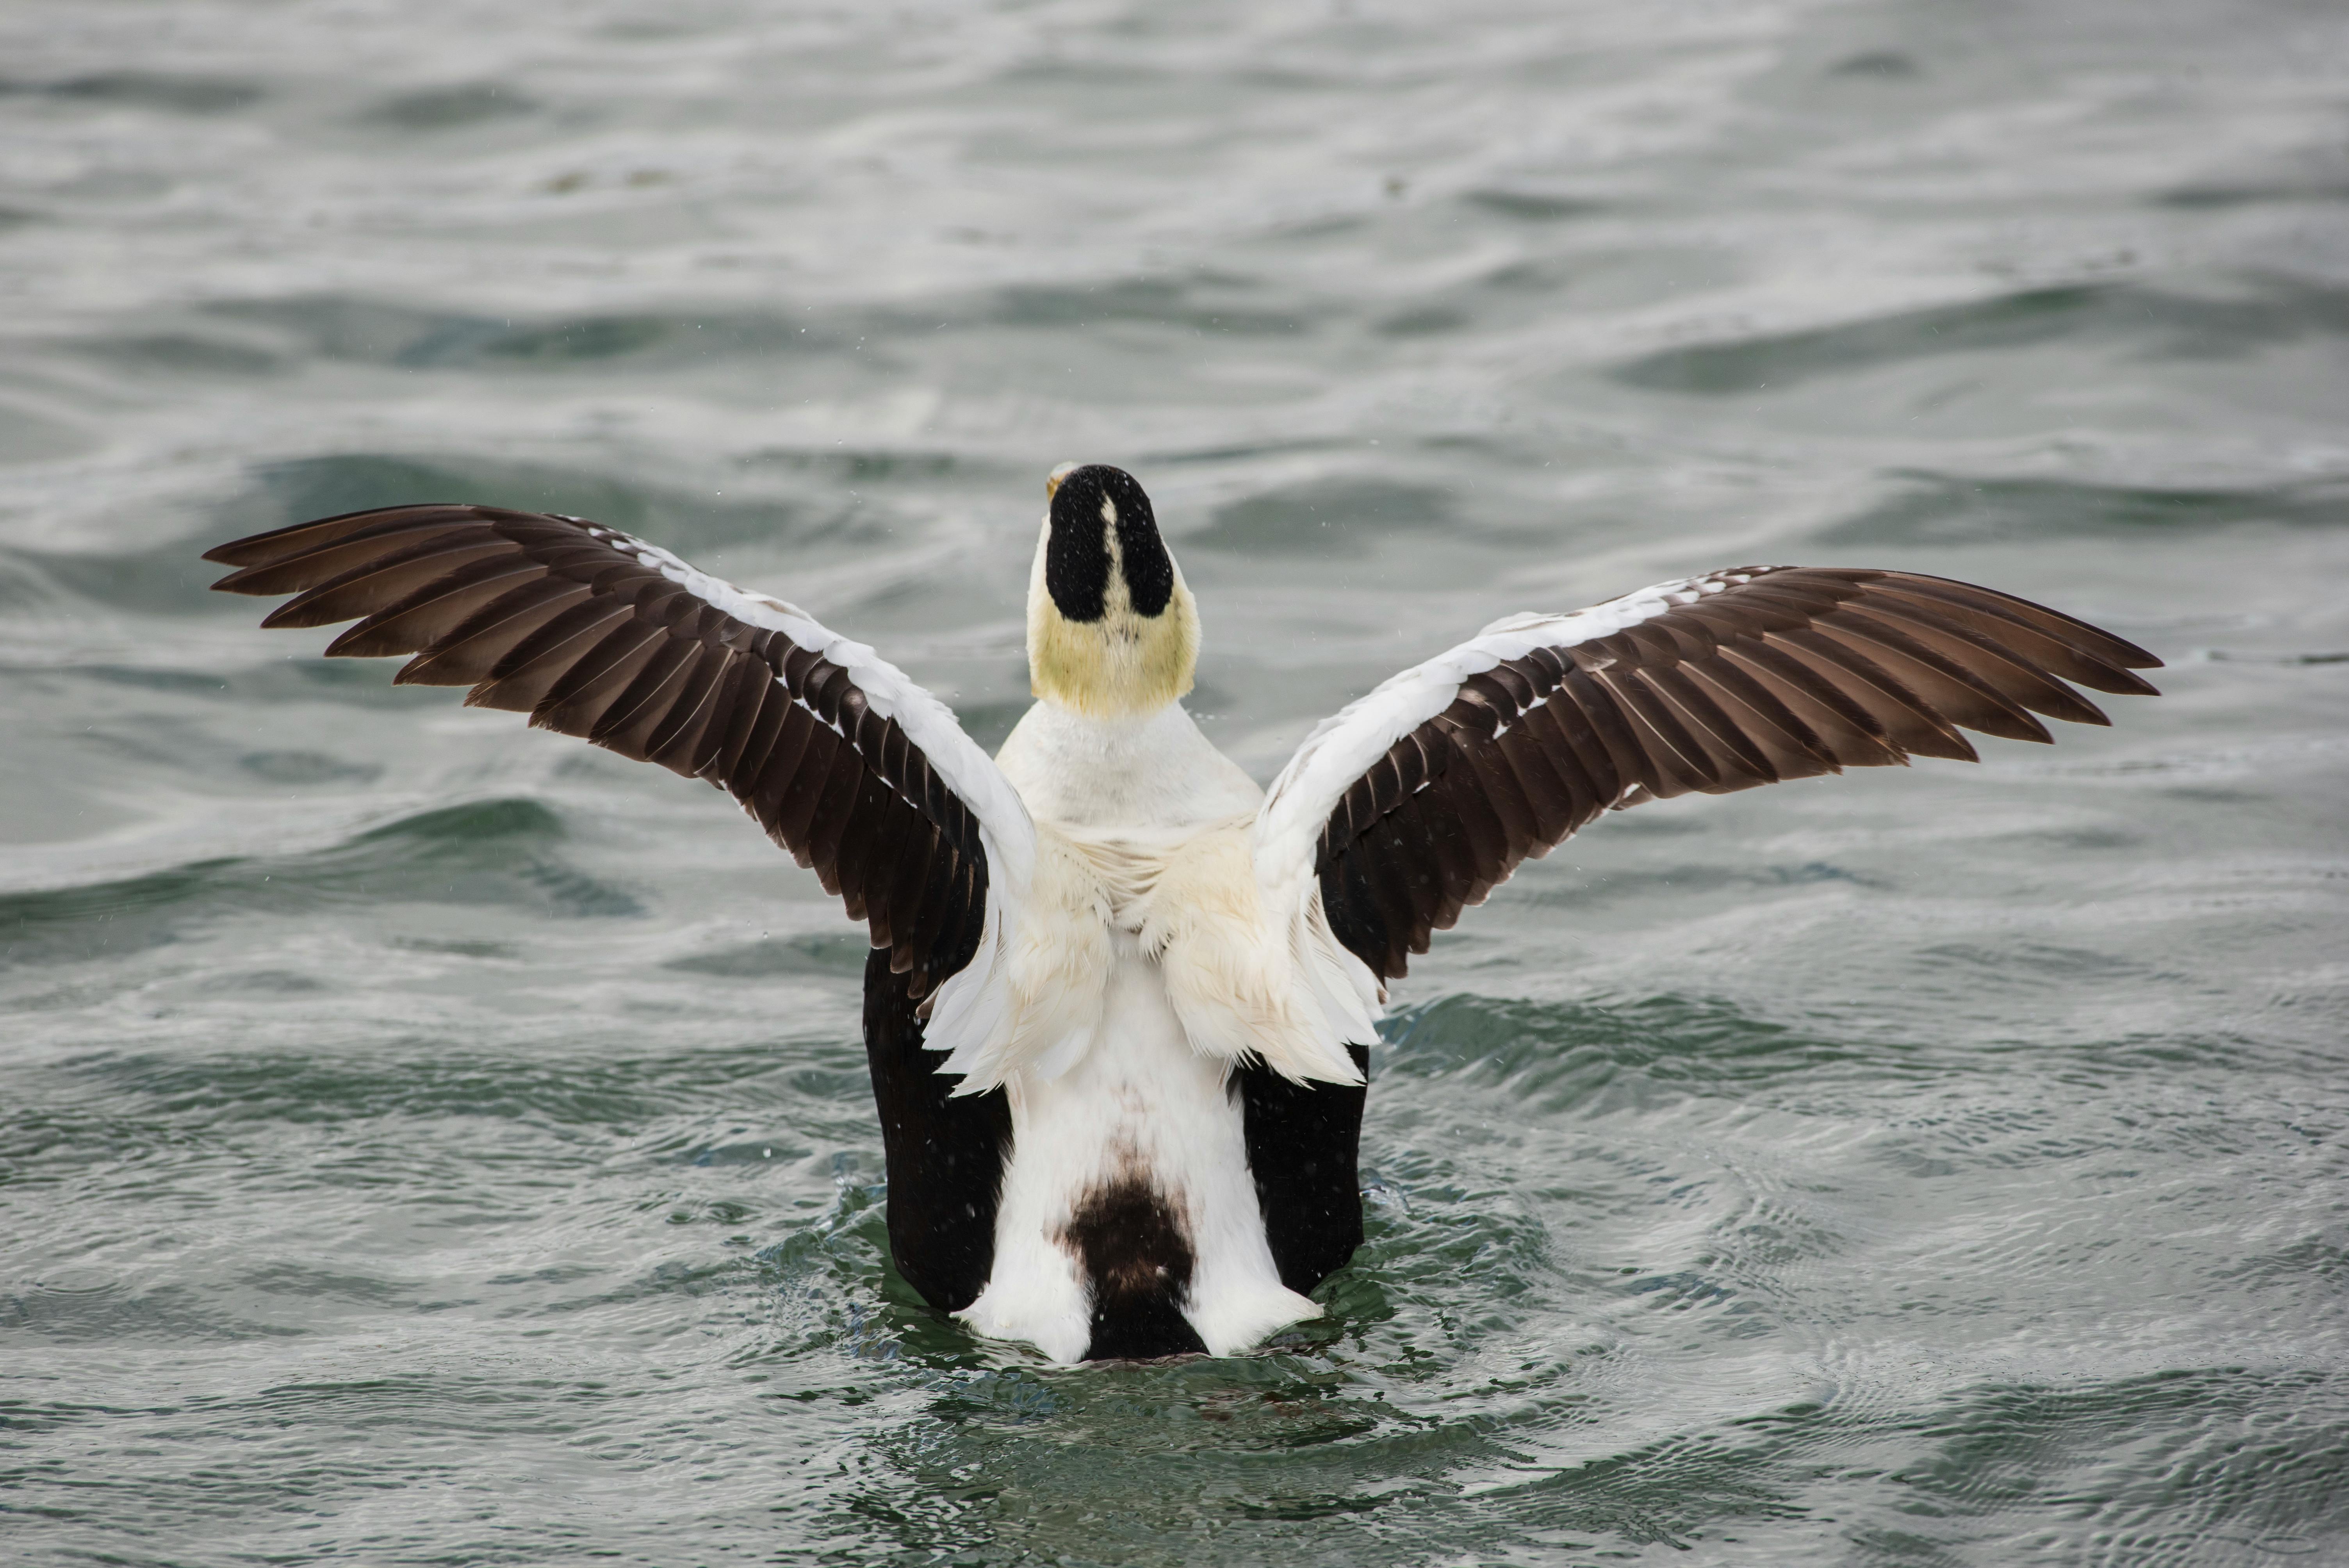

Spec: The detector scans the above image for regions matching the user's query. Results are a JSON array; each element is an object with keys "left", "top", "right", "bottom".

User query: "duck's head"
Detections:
[{"left": 1028, "top": 463, "right": 1200, "bottom": 718}]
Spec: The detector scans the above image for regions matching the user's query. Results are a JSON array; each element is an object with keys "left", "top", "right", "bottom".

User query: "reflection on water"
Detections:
[{"left": 4, "top": 1, "right": 2346, "bottom": 1563}]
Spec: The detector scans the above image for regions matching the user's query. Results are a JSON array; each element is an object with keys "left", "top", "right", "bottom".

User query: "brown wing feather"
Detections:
[
  {"left": 207, "top": 504, "right": 987, "bottom": 991},
  {"left": 1317, "top": 565, "right": 2159, "bottom": 983}
]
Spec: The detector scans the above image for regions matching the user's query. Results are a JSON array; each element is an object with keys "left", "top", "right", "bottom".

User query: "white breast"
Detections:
[
  {"left": 994, "top": 700, "right": 1262, "bottom": 832},
  {"left": 977, "top": 702, "right": 1375, "bottom": 1091},
  {"left": 952, "top": 701, "right": 1362, "bottom": 1361},
  {"left": 957, "top": 932, "right": 1322, "bottom": 1361}
]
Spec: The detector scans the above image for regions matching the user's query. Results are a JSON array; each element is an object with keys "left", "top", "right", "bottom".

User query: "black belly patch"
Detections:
[
  {"left": 1237, "top": 1043, "right": 1370, "bottom": 1296},
  {"left": 1061, "top": 1171, "right": 1207, "bottom": 1360},
  {"left": 861, "top": 948, "right": 1011, "bottom": 1314}
]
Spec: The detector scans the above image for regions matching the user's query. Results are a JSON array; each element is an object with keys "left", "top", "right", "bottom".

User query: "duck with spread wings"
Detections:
[{"left": 206, "top": 461, "right": 2160, "bottom": 1363}]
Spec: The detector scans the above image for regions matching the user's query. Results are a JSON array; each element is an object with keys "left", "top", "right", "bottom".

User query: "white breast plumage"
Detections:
[
  {"left": 933, "top": 793, "right": 1376, "bottom": 1094},
  {"left": 948, "top": 702, "right": 1379, "bottom": 1358}
]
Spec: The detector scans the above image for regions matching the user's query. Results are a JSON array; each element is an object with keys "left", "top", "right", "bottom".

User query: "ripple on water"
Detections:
[
  {"left": 215, "top": 451, "right": 833, "bottom": 561},
  {"left": 1609, "top": 278, "right": 2349, "bottom": 396},
  {"left": 0, "top": 798, "right": 637, "bottom": 972},
  {"left": 4, "top": 0, "right": 2347, "bottom": 1562},
  {"left": 1814, "top": 474, "right": 2349, "bottom": 549}
]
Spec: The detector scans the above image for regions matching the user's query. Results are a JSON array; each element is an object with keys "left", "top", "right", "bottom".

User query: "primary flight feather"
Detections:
[{"left": 207, "top": 461, "right": 2160, "bottom": 1363}]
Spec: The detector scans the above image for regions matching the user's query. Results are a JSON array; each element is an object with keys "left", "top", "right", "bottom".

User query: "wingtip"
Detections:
[{"left": 201, "top": 502, "right": 481, "bottom": 576}]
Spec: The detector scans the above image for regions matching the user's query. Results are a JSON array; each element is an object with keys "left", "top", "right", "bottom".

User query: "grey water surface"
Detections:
[{"left": 4, "top": 2, "right": 2347, "bottom": 1564}]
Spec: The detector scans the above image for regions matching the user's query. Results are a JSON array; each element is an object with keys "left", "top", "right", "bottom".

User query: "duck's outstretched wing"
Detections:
[
  {"left": 206, "top": 503, "right": 1034, "bottom": 1001},
  {"left": 1253, "top": 566, "right": 2160, "bottom": 984}
]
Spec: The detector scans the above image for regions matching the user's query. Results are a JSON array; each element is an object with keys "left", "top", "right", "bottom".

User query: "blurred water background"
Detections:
[{"left": 4, "top": 1, "right": 2347, "bottom": 1563}]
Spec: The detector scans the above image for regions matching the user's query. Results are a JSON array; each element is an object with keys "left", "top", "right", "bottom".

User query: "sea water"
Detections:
[{"left": 4, "top": 2, "right": 2346, "bottom": 1562}]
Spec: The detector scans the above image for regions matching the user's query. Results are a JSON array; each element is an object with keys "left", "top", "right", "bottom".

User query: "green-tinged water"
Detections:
[{"left": 4, "top": 2, "right": 2346, "bottom": 1563}]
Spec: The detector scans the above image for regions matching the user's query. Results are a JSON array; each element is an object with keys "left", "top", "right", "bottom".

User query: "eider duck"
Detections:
[{"left": 206, "top": 463, "right": 2160, "bottom": 1363}]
